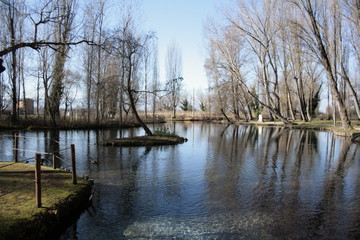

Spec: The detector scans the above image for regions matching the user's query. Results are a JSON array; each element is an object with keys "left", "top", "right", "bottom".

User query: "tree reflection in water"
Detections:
[
  {"left": 5, "top": 124, "right": 356, "bottom": 239},
  {"left": 204, "top": 126, "right": 359, "bottom": 239}
]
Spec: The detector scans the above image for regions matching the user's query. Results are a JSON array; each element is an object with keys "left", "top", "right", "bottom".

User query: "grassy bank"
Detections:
[{"left": 0, "top": 162, "right": 91, "bottom": 240}]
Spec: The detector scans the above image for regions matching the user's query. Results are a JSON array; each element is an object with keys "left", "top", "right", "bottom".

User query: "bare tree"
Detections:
[
  {"left": 1, "top": 0, "right": 26, "bottom": 122},
  {"left": 0, "top": 0, "right": 96, "bottom": 58},
  {"left": 111, "top": 0, "right": 155, "bottom": 135},
  {"left": 204, "top": 21, "right": 249, "bottom": 122},
  {"left": 82, "top": 1, "right": 98, "bottom": 123},
  {"left": 278, "top": 8, "right": 296, "bottom": 120},
  {"left": 289, "top": 0, "right": 352, "bottom": 129},
  {"left": 38, "top": 46, "right": 53, "bottom": 123},
  {"left": 143, "top": 38, "right": 151, "bottom": 119},
  {"left": 62, "top": 70, "right": 80, "bottom": 119},
  {"left": 204, "top": 2, "right": 295, "bottom": 124},
  {"left": 47, "top": 0, "right": 76, "bottom": 126},
  {"left": 0, "top": 72, "right": 9, "bottom": 113},
  {"left": 123, "top": 31, "right": 154, "bottom": 135},
  {"left": 165, "top": 41, "right": 183, "bottom": 119},
  {"left": 203, "top": 0, "right": 355, "bottom": 129},
  {"left": 151, "top": 38, "right": 159, "bottom": 119},
  {"left": 341, "top": 0, "right": 360, "bottom": 119},
  {"left": 225, "top": 0, "right": 293, "bottom": 124},
  {"left": 1, "top": 0, "right": 98, "bottom": 125}
]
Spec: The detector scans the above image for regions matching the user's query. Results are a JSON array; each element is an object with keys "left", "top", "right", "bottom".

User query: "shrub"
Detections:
[{"left": 153, "top": 127, "right": 178, "bottom": 137}]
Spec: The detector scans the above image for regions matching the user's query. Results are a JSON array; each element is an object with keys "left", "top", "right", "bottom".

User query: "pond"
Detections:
[{"left": 1, "top": 122, "right": 360, "bottom": 239}]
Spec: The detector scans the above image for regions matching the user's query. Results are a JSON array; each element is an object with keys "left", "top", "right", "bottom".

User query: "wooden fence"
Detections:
[{"left": 2, "top": 134, "right": 78, "bottom": 208}]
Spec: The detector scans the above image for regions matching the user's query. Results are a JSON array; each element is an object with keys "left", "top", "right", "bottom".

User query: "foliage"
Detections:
[
  {"left": 311, "top": 84, "right": 322, "bottom": 118},
  {"left": 153, "top": 127, "right": 179, "bottom": 137},
  {"left": 180, "top": 99, "right": 192, "bottom": 111},
  {"left": 249, "top": 86, "right": 262, "bottom": 117},
  {"left": 199, "top": 101, "right": 206, "bottom": 111}
]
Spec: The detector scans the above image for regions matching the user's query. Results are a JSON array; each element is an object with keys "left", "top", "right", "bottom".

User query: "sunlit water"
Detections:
[{"left": 1, "top": 123, "right": 360, "bottom": 239}]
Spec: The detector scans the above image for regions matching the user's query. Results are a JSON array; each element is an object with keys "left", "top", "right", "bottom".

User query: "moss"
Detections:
[{"left": 0, "top": 163, "right": 91, "bottom": 240}]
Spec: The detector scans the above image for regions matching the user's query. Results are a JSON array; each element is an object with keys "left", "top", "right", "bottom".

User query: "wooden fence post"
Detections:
[
  {"left": 13, "top": 133, "right": 18, "bottom": 163},
  {"left": 52, "top": 154, "right": 56, "bottom": 169},
  {"left": 71, "top": 144, "right": 77, "bottom": 184},
  {"left": 52, "top": 143, "right": 56, "bottom": 169},
  {"left": 35, "top": 153, "right": 42, "bottom": 208}
]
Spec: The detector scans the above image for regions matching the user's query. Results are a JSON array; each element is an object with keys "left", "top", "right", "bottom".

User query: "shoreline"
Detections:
[
  {"left": 169, "top": 118, "right": 360, "bottom": 141},
  {"left": 1, "top": 118, "right": 359, "bottom": 142},
  {"left": 233, "top": 120, "right": 360, "bottom": 141}
]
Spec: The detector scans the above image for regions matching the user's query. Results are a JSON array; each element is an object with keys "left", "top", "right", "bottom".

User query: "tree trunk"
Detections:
[
  {"left": 220, "top": 108, "right": 232, "bottom": 123},
  {"left": 49, "top": 48, "right": 66, "bottom": 127},
  {"left": 127, "top": 62, "right": 153, "bottom": 136},
  {"left": 305, "top": 0, "right": 352, "bottom": 130},
  {"left": 172, "top": 101, "right": 176, "bottom": 119},
  {"left": 242, "top": 82, "right": 295, "bottom": 125},
  {"left": 86, "top": 47, "right": 93, "bottom": 123},
  {"left": 261, "top": 58, "right": 274, "bottom": 121},
  {"left": 96, "top": 43, "right": 101, "bottom": 125},
  {"left": 9, "top": 14, "right": 18, "bottom": 123},
  {"left": 48, "top": 0, "right": 73, "bottom": 127},
  {"left": 295, "top": 76, "right": 308, "bottom": 121},
  {"left": 284, "top": 78, "right": 295, "bottom": 120},
  {"left": 341, "top": 61, "right": 360, "bottom": 119}
]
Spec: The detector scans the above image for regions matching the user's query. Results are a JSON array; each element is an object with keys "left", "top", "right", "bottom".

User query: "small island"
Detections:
[{"left": 102, "top": 135, "right": 187, "bottom": 147}]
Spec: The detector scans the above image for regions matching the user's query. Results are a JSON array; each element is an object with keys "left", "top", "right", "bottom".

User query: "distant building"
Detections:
[{"left": 18, "top": 99, "right": 34, "bottom": 115}]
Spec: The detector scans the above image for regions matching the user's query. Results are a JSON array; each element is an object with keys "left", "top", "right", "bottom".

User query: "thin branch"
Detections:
[{"left": 0, "top": 40, "right": 99, "bottom": 57}]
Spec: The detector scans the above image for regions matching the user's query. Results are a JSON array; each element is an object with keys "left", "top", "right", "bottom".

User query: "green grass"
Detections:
[{"left": 0, "top": 162, "right": 90, "bottom": 237}]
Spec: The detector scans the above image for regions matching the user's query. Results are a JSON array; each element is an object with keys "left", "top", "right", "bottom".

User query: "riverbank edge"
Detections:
[
  {"left": 168, "top": 118, "right": 360, "bottom": 141},
  {"left": 1, "top": 167, "right": 92, "bottom": 240},
  {"left": 1, "top": 117, "right": 359, "bottom": 140},
  {"left": 231, "top": 120, "right": 360, "bottom": 141}
]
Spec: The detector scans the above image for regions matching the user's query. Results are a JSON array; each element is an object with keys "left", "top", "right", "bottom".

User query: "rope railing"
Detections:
[
  {"left": 0, "top": 161, "right": 73, "bottom": 199},
  {"left": 13, "top": 148, "right": 54, "bottom": 155},
  {"left": 0, "top": 181, "right": 34, "bottom": 198},
  {"left": 0, "top": 162, "right": 17, "bottom": 169},
  {"left": 58, "top": 146, "right": 72, "bottom": 152},
  {"left": 8, "top": 133, "right": 72, "bottom": 166},
  {"left": 0, "top": 134, "right": 60, "bottom": 144},
  {"left": 17, "top": 156, "right": 36, "bottom": 163},
  {"left": 0, "top": 141, "right": 79, "bottom": 207}
]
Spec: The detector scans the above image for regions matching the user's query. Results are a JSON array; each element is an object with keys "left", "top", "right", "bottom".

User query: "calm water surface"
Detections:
[{"left": 1, "top": 123, "right": 360, "bottom": 239}]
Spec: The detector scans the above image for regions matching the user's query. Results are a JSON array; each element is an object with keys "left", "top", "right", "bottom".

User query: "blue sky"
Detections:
[
  {"left": 141, "top": 0, "right": 229, "bottom": 92},
  {"left": 24, "top": 0, "right": 230, "bottom": 105}
]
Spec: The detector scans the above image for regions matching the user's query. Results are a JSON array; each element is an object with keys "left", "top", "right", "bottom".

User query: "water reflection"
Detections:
[
  {"left": 1, "top": 124, "right": 359, "bottom": 239},
  {"left": 202, "top": 125, "right": 360, "bottom": 239}
]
